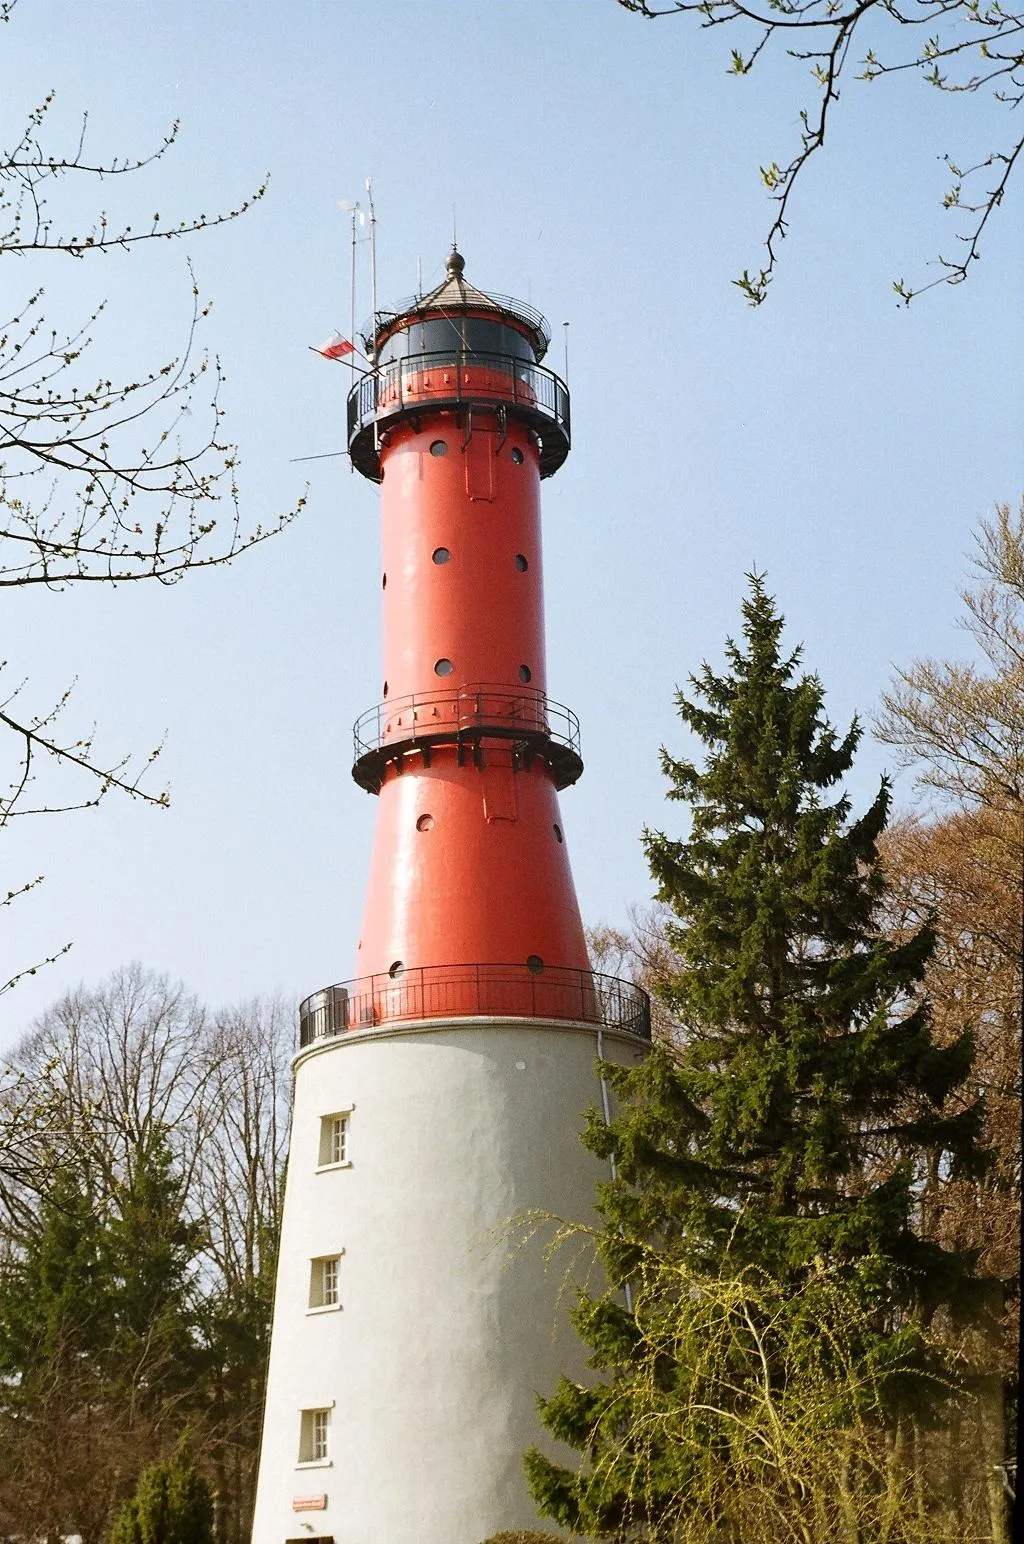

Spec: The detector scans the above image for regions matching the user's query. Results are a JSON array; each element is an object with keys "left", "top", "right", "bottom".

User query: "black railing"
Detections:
[
  {"left": 352, "top": 684, "right": 582, "bottom": 793},
  {"left": 299, "top": 964, "right": 651, "bottom": 1046},
  {"left": 365, "top": 293, "right": 552, "bottom": 355},
  {"left": 347, "top": 349, "right": 571, "bottom": 481}
]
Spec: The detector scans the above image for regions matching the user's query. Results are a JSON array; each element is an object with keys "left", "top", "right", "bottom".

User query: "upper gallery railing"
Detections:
[{"left": 299, "top": 963, "right": 651, "bottom": 1046}]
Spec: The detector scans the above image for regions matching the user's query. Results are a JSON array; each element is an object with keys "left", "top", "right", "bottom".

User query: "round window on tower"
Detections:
[
  {"left": 526, "top": 954, "right": 545, "bottom": 974},
  {"left": 416, "top": 813, "right": 435, "bottom": 833},
  {"left": 389, "top": 960, "right": 404, "bottom": 979},
  {"left": 511, "top": 447, "right": 524, "bottom": 465},
  {"left": 518, "top": 665, "right": 532, "bottom": 683},
  {"left": 434, "top": 658, "right": 454, "bottom": 677},
  {"left": 515, "top": 554, "right": 528, "bottom": 572},
  {"left": 429, "top": 439, "right": 448, "bottom": 457},
  {"left": 432, "top": 547, "right": 451, "bottom": 565},
  {"left": 553, "top": 824, "right": 563, "bottom": 844}
]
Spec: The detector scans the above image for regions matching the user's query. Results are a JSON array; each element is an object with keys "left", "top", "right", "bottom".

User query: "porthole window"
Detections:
[
  {"left": 389, "top": 960, "right": 404, "bottom": 979},
  {"left": 526, "top": 954, "right": 545, "bottom": 974},
  {"left": 432, "top": 547, "right": 451, "bottom": 565},
  {"left": 518, "top": 665, "right": 532, "bottom": 683},
  {"left": 553, "top": 824, "right": 563, "bottom": 844},
  {"left": 383, "top": 680, "right": 389, "bottom": 698},
  {"left": 416, "top": 813, "right": 434, "bottom": 832},
  {"left": 515, "top": 554, "right": 529, "bottom": 572},
  {"left": 429, "top": 439, "right": 448, "bottom": 457},
  {"left": 511, "top": 447, "right": 524, "bottom": 465},
  {"left": 434, "top": 658, "right": 454, "bottom": 677},
  {"left": 382, "top": 572, "right": 387, "bottom": 589}
]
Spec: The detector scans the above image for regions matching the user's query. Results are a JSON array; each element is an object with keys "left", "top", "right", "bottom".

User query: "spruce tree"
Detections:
[
  {"left": 526, "top": 578, "right": 991, "bottom": 1540},
  {"left": 109, "top": 1441, "right": 215, "bottom": 1544}
]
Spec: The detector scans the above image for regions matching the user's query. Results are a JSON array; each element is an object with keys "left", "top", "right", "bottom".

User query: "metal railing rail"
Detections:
[
  {"left": 351, "top": 684, "right": 583, "bottom": 793},
  {"left": 354, "top": 685, "right": 579, "bottom": 758},
  {"left": 346, "top": 348, "right": 571, "bottom": 481},
  {"left": 299, "top": 964, "right": 651, "bottom": 1047},
  {"left": 364, "top": 294, "right": 552, "bottom": 353}
]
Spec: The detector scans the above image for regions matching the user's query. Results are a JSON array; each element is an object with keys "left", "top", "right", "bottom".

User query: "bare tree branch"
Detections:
[{"left": 617, "top": 0, "right": 1024, "bottom": 302}]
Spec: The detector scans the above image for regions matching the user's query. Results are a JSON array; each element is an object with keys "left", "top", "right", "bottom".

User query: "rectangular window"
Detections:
[
  {"left": 308, "top": 1254, "right": 342, "bottom": 1310},
  {"left": 318, "top": 1112, "right": 350, "bottom": 1168},
  {"left": 299, "top": 1407, "right": 331, "bottom": 1464}
]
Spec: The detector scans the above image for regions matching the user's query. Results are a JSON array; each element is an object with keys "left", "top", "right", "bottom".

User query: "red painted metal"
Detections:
[{"left": 351, "top": 260, "right": 589, "bottom": 996}]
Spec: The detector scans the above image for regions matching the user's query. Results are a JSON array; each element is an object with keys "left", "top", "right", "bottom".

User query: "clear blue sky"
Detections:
[{"left": 2, "top": 0, "right": 1021, "bottom": 1046}]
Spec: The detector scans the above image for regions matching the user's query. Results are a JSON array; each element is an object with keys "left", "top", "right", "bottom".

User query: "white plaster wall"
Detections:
[{"left": 250, "top": 1018, "right": 645, "bottom": 1544}]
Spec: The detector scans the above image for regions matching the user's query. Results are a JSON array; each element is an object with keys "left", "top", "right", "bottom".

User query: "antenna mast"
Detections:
[
  {"left": 367, "top": 178, "right": 378, "bottom": 362},
  {"left": 349, "top": 210, "right": 359, "bottom": 381}
]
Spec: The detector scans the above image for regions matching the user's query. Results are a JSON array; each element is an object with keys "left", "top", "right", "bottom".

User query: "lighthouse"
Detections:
[{"left": 251, "top": 250, "right": 650, "bottom": 1544}]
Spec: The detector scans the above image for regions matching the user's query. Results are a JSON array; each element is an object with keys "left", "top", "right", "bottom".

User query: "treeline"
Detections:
[{"left": 0, "top": 969, "right": 292, "bottom": 1544}]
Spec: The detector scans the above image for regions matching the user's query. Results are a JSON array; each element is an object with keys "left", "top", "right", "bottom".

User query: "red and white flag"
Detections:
[{"left": 312, "top": 332, "right": 355, "bottom": 360}]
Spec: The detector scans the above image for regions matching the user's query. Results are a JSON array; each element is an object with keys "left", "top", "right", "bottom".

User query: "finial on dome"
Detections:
[{"left": 446, "top": 246, "right": 465, "bottom": 279}]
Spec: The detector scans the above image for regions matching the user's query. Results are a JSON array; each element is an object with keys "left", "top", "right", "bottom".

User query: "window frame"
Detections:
[
  {"left": 297, "top": 1404, "right": 334, "bottom": 1467},
  {"left": 317, "top": 1110, "right": 353, "bottom": 1171},
  {"left": 307, "top": 1251, "right": 344, "bottom": 1314}
]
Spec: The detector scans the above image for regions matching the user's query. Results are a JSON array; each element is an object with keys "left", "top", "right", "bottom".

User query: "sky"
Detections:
[{"left": 2, "top": 0, "right": 1022, "bottom": 1049}]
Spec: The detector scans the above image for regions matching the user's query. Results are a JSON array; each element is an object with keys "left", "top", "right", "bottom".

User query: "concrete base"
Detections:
[{"left": 250, "top": 1016, "right": 645, "bottom": 1544}]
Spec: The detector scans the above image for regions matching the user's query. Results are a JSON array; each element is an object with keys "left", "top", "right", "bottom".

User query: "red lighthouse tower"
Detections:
[
  {"left": 251, "top": 250, "right": 648, "bottom": 1544},
  {"left": 349, "top": 248, "right": 590, "bottom": 1014}
]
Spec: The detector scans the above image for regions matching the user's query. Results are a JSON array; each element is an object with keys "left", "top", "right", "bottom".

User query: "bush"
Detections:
[
  {"left": 108, "top": 1442, "right": 214, "bottom": 1544},
  {"left": 478, "top": 1533, "right": 566, "bottom": 1544}
]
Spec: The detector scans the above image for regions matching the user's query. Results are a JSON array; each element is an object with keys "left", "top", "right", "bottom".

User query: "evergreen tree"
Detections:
[
  {"left": 109, "top": 1441, "right": 215, "bottom": 1544},
  {"left": 0, "top": 1165, "right": 111, "bottom": 1381},
  {"left": 0, "top": 1129, "right": 206, "bottom": 1543},
  {"left": 526, "top": 578, "right": 992, "bottom": 1540},
  {"left": 105, "top": 1135, "right": 207, "bottom": 1403}
]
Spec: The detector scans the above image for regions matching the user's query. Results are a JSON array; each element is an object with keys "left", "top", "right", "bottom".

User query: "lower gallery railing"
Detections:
[{"left": 298, "top": 963, "right": 651, "bottom": 1047}]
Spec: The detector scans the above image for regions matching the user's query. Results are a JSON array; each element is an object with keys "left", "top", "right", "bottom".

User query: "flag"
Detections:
[{"left": 313, "top": 333, "right": 355, "bottom": 360}]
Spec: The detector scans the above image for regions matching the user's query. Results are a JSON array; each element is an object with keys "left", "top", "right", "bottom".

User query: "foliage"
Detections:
[
  {"left": 0, "top": 968, "right": 292, "bottom": 1544},
  {"left": 478, "top": 1534, "right": 567, "bottom": 1543},
  {"left": 109, "top": 1441, "right": 215, "bottom": 1544},
  {"left": 617, "top": 0, "right": 1024, "bottom": 303},
  {"left": 882, "top": 809, "right": 1020, "bottom": 1368},
  {"left": 876, "top": 504, "right": 1024, "bottom": 1528},
  {"left": 878, "top": 500, "right": 1024, "bottom": 811},
  {"left": 527, "top": 578, "right": 995, "bottom": 1539},
  {"left": 528, "top": 1251, "right": 984, "bottom": 1544}
]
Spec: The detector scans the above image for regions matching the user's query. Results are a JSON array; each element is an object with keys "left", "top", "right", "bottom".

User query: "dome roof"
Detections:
[{"left": 367, "top": 248, "right": 551, "bottom": 360}]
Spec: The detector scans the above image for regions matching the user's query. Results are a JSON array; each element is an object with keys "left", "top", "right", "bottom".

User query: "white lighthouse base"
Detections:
[{"left": 251, "top": 1016, "right": 645, "bottom": 1544}]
